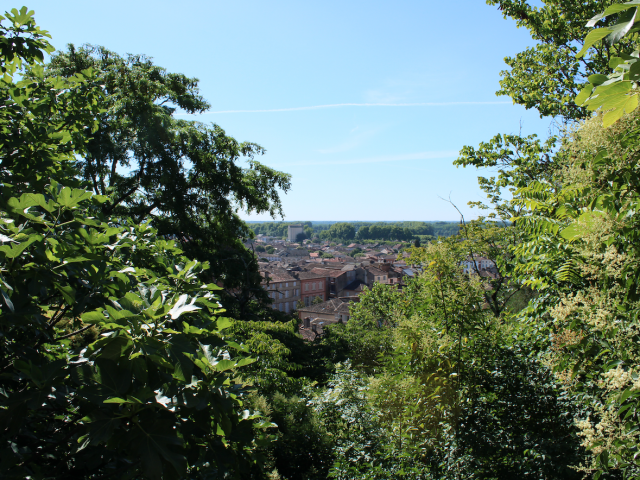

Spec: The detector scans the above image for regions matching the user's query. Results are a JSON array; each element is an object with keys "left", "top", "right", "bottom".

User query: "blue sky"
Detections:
[{"left": 22, "top": 0, "right": 553, "bottom": 221}]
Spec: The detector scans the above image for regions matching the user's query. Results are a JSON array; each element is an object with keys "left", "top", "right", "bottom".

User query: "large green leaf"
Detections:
[
  {"left": 577, "top": 28, "right": 613, "bottom": 57},
  {"left": 129, "top": 420, "right": 187, "bottom": 480}
]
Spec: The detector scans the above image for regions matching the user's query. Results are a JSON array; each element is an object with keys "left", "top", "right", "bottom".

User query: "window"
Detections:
[
  {"left": 285, "top": 302, "right": 290, "bottom": 313},
  {"left": 313, "top": 282, "right": 317, "bottom": 290},
  {"left": 295, "top": 289, "right": 299, "bottom": 296},
  {"left": 305, "top": 283, "right": 309, "bottom": 291},
  {"left": 293, "top": 281, "right": 297, "bottom": 286},
  {"left": 319, "top": 281, "right": 323, "bottom": 289},
  {"left": 285, "top": 290, "right": 290, "bottom": 298},
  {"left": 279, "top": 292, "right": 283, "bottom": 299},
  {"left": 285, "top": 282, "right": 289, "bottom": 287}
]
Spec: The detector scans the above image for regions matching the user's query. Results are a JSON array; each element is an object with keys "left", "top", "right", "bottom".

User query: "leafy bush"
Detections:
[{"left": 0, "top": 9, "right": 268, "bottom": 479}]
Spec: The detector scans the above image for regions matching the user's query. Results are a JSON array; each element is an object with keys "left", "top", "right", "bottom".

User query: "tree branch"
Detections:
[{"left": 55, "top": 324, "right": 93, "bottom": 340}]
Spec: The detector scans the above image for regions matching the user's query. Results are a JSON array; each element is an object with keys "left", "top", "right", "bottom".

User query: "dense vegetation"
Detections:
[
  {"left": 4, "top": 1, "right": 640, "bottom": 479},
  {"left": 248, "top": 221, "right": 459, "bottom": 242}
]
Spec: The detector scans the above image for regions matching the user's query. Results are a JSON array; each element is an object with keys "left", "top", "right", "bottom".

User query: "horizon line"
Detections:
[
  {"left": 176, "top": 101, "right": 512, "bottom": 115},
  {"left": 242, "top": 220, "right": 463, "bottom": 223}
]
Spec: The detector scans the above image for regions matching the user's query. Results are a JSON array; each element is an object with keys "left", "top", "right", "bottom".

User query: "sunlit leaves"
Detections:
[{"left": 0, "top": 11, "right": 266, "bottom": 478}]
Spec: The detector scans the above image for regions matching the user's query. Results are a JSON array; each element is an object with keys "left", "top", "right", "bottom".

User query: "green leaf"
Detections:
[
  {"left": 619, "top": 387, "right": 635, "bottom": 404},
  {"left": 55, "top": 187, "right": 93, "bottom": 208},
  {"left": 588, "top": 74, "right": 610, "bottom": 86},
  {"left": 603, "top": 105, "right": 628, "bottom": 127},
  {"left": 0, "top": 234, "right": 42, "bottom": 258},
  {"left": 575, "top": 84, "right": 594, "bottom": 105},
  {"left": 214, "top": 359, "right": 236, "bottom": 372},
  {"left": 81, "top": 310, "right": 107, "bottom": 324},
  {"left": 602, "top": 1, "right": 640, "bottom": 19},
  {"left": 604, "top": 7, "right": 638, "bottom": 46},
  {"left": 93, "top": 360, "right": 132, "bottom": 396},
  {"left": 54, "top": 283, "right": 76, "bottom": 304},
  {"left": 0, "top": 288, "right": 14, "bottom": 312},
  {"left": 103, "top": 397, "right": 128, "bottom": 404},
  {"left": 234, "top": 357, "right": 255, "bottom": 368},
  {"left": 130, "top": 420, "right": 187, "bottom": 479},
  {"left": 167, "top": 294, "right": 200, "bottom": 319},
  {"left": 578, "top": 28, "right": 613, "bottom": 58},
  {"left": 216, "top": 317, "right": 233, "bottom": 331},
  {"left": 84, "top": 412, "right": 122, "bottom": 445}
]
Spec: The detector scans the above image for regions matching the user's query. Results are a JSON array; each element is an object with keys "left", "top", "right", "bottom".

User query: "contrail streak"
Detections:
[
  {"left": 175, "top": 101, "right": 511, "bottom": 115},
  {"left": 284, "top": 150, "right": 460, "bottom": 167}
]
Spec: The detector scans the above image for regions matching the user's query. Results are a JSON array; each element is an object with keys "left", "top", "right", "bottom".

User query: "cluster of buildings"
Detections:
[
  {"left": 246, "top": 226, "right": 415, "bottom": 333},
  {"left": 248, "top": 225, "right": 499, "bottom": 340}
]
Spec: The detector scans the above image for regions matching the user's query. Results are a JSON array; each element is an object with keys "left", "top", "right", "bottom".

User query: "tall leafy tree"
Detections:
[
  {"left": 328, "top": 222, "right": 356, "bottom": 241},
  {"left": 487, "top": 0, "right": 632, "bottom": 121},
  {"left": 0, "top": 8, "right": 268, "bottom": 479},
  {"left": 467, "top": 3, "right": 640, "bottom": 477},
  {"left": 456, "top": 1, "right": 635, "bottom": 222},
  {"left": 46, "top": 45, "right": 291, "bottom": 317}
]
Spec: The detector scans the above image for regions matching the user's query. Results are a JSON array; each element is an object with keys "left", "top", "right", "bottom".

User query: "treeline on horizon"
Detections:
[{"left": 247, "top": 220, "right": 460, "bottom": 241}]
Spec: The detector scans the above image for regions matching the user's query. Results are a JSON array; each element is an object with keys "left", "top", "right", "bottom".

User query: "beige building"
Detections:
[
  {"left": 287, "top": 224, "right": 305, "bottom": 242},
  {"left": 261, "top": 269, "right": 301, "bottom": 314}
]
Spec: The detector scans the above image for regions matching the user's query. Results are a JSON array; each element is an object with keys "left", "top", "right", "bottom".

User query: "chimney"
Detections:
[{"left": 303, "top": 317, "right": 311, "bottom": 328}]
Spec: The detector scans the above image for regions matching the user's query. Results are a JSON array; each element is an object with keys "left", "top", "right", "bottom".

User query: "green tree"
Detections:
[
  {"left": 456, "top": 0, "right": 639, "bottom": 226},
  {"left": 452, "top": 4, "right": 640, "bottom": 476},
  {"left": 368, "top": 242, "right": 583, "bottom": 478},
  {"left": 46, "top": 45, "right": 291, "bottom": 318},
  {"left": 509, "top": 109, "right": 640, "bottom": 477},
  {"left": 311, "top": 296, "right": 324, "bottom": 305},
  {"left": 356, "top": 225, "right": 370, "bottom": 240},
  {"left": 455, "top": 133, "right": 558, "bottom": 219},
  {"left": 368, "top": 225, "right": 382, "bottom": 240},
  {"left": 0, "top": 10, "right": 267, "bottom": 478},
  {"left": 328, "top": 283, "right": 400, "bottom": 372},
  {"left": 304, "top": 225, "right": 314, "bottom": 239},
  {"left": 308, "top": 363, "right": 386, "bottom": 479},
  {"left": 389, "top": 226, "right": 403, "bottom": 240},
  {"left": 328, "top": 222, "right": 356, "bottom": 241},
  {"left": 487, "top": 0, "right": 634, "bottom": 121},
  {"left": 572, "top": 1, "right": 640, "bottom": 127}
]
